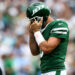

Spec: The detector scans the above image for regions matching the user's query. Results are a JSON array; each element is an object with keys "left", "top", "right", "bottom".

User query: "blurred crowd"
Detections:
[{"left": 0, "top": 0, "right": 75, "bottom": 75}]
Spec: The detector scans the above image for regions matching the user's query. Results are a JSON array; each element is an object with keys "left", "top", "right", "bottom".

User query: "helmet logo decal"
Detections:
[{"left": 32, "top": 5, "right": 45, "bottom": 16}]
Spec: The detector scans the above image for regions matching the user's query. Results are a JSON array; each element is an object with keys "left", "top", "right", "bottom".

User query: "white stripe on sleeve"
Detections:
[
  {"left": 51, "top": 31, "right": 67, "bottom": 34},
  {"left": 51, "top": 28, "right": 68, "bottom": 32}
]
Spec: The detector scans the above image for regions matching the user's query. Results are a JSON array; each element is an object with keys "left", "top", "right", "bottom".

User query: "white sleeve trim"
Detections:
[
  {"left": 51, "top": 31, "right": 67, "bottom": 34},
  {"left": 51, "top": 28, "right": 68, "bottom": 32}
]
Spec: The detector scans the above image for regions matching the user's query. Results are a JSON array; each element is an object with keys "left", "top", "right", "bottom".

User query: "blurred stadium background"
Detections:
[{"left": 0, "top": 0, "right": 75, "bottom": 75}]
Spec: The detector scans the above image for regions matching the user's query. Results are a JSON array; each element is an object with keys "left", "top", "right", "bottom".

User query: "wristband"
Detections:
[{"left": 34, "top": 31, "right": 45, "bottom": 45}]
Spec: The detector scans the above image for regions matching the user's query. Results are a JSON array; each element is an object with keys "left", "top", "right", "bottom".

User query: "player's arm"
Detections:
[
  {"left": 39, "top": 37, "right": 61, "bottom": 54},
  {"left": 30, "top": 20, "right": 68, "bottom": 54},
  {"left": 34, "top": 31, "right": 61, "bottom": 54},
  {"left": 30, "top": 20, "right": 61, "bottom": 54},
  {"left": 29, "top": 29, "right": 40, "bottom": 56}
]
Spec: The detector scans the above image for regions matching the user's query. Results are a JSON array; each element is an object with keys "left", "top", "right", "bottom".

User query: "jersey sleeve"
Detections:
[{"left": 50, "top": 22, "right": 69, "bottom": 39}]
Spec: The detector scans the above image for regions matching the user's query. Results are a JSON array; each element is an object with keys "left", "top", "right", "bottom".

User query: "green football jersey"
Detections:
[{"left": 40, "top": 20, "right": 69, "bottom": 73}]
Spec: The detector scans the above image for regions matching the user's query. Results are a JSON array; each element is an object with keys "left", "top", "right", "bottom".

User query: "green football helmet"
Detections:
[{"left": 26, "top": 2, "right": 51, "bottom": 26}]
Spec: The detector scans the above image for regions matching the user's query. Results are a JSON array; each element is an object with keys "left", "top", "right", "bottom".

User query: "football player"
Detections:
[{"left": 26, "top": 2, "right": 69, "bottom": 75}]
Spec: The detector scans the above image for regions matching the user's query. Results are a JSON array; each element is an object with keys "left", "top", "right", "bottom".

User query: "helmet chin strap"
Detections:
[{"left": 41, "top": 16, "right": 48, "bottom": 29}]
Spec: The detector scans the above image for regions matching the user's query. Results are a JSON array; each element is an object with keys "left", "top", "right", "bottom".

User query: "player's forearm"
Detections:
[
  {"left": 34, "top": 31, "right": 61, "bottom": 54},
  {"left": 39, "top": 41, "right": 57, "bottom": 54},
  {"left": 34, "top": 31, "right": 52, "bottom": 54},
  {"left": 29, "top": 32, "right": 40, "bottom": 55}
]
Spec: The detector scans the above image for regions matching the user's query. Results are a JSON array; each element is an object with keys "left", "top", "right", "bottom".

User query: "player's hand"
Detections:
[
  {"left": 27, "top": 22, "right": 33, "bottom": 34},
  {"left": 30, "top": 18, "right": 43, "bottom": 33}
]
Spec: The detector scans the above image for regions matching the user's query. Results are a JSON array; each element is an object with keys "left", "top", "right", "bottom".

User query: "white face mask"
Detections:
[{"left": 30, "top": 16, "right": 42, "bottom": 23}]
